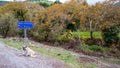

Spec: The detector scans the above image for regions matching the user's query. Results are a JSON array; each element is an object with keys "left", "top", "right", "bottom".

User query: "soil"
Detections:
[{"left": 77, "top": 55, "right": 120, "bottom": 68}]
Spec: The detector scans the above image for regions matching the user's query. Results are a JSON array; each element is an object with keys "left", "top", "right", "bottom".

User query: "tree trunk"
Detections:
[
  {"left": 3, "top": 27, "right": 9, "bottom": 38},
  {"left": 77, "top": 29, "right": 82, "bottom": 46},
  {"left": 90, "top": 20, "right": 93, "bottom": 39},
  {"left": 45, "top": 34, "right": 48, "bottom": 41},
  {"left": 90, "top": 30, "right": 93, "bottom": 39}
]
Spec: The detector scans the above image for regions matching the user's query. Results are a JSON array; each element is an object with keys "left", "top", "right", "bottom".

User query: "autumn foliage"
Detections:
[{"left": 0, "top": 1, "right": 119, "bottom": 47}]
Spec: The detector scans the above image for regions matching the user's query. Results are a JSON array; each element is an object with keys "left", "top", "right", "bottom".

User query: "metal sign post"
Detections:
[
  {"left": 24, "top": 28, "right": 27, "bottom": 47},
  {"left": 18, "top": 21, "right": 33, "bottom": 48}
]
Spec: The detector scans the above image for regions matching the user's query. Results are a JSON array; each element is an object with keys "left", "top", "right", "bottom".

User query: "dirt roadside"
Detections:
[{"left": 0, "top": 42, "right": 70, "bottom": 68}]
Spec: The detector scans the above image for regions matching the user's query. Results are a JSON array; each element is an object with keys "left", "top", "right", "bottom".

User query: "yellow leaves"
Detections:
[
  {"left": 45, "top": 22, "right": 49, "bottom": 26},
  {"left": 72, "top": 22, "right": 76, "bottom": 25},
  {"left": 0, "top": 2, "right": 24, "bottom": 14},
  {"left": 0, "top": 2, "right": 43, "bottom": 14},
  {"left": 0, "top": 9, "right": 3, "bottom": 13}
]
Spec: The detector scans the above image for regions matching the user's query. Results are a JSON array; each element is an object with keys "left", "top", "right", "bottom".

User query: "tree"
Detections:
[
  {"left": 86, "top": 2, "right": 103, "bottom": 39},
  {"left": 0, "top": 2, "right": 44, "bottom": 37},
  {"left": 85, "top": 0, "right": 119, "bottom": 40},
  {"left": 54, "top": 0, "right": 62, "bottom": 4},
  {"left": 0, "top": 2, "right": 27, "bottom": 21},
  {"left": 0, "top": 13, "right": 18, "bottom": 38},
  {"left": 63, "top": 0, "right": 90, "bottom": 45},
  {"left": 32, "top": 4, "right": 75, "bottom": 42}
]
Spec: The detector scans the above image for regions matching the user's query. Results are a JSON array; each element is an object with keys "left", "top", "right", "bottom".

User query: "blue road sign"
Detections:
[{"left": 18, "top": 21, "right": 33, "bottom": 29}]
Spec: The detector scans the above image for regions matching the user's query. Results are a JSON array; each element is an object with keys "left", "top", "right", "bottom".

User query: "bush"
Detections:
[
  {"left": 85, "top": 38, "right": 103, "bottom": 46},
  {"left": 57, "top": 31, "right": 74, "bottom": 43},
  {"left": 0, "top": 13, "right": 19, "bottom": 38},
  {"left": 33, "top": 23, "right": 74, "bottom": 43},
  {"left": 39, "top": 2, "right": 52, "bottom": 7},
  {"left": 102, "top": 26, "right": 120, "bottom": 47},
  {"left": 81, "top": 45, "right": 110, "bottom": 53}
]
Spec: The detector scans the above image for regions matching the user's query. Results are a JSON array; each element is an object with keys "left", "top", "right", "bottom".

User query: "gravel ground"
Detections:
[{"left": 0, "top": 42, "right": 70, "bottom": 68}]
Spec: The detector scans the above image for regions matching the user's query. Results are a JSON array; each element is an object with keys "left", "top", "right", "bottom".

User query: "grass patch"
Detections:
[
  {"left": 72, "top": 31, "right": 120, "bottom": 38},
  {"left": 0, "top": 38, "right": 97, "bottom": 68},
  {"left": 32, "top": 47, "right": 97, "bottom": 68},
  {"left": 32, "top": 47, "right": 76, "bottom": 63},
  {"left": 72, "top": 32, "right": 101, "bottom": 38},
  {"left": 0, "top": 38, "right": 23, "bottom": 50},
  {"left": 80, "top": 45, "right": 110, "bottom": 53}
]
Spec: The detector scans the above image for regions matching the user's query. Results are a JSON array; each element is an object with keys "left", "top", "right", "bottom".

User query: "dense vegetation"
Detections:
[{"left": 0, "top": 0, "right": 120, "bottom": 57}]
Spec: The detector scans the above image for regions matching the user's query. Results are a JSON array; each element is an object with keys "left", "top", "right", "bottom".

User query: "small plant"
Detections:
[
  {"left": 102, "top": 26, "right": 119, "bottom": 47},
  {"left": 80, "top": 45, "right": 110, "bottom": 53},
  {"left": 57, "top": 31, "right": 74, "bottom": 43}
]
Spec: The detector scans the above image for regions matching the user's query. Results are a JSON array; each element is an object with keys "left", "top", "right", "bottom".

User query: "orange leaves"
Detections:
[
  {"left": 0, "top": 2, "right": 24, "bottom": 14},
  {"left": 0, "top": 0, "right": 119, "bottom": 32},
  {"left": 40, "top": 4, "right": 69, "bottom": 26}
]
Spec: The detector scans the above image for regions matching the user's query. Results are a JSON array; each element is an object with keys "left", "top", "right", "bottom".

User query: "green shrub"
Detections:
[
  {"left": 81, "top": 45, "right": 110, "bottom": 53},
  {"left": 0, "top": 13, "right": 19, "bottom": 38},
  {"left": 102, "top": 26, "right": 119, "bottom": 47},
  {"left": 39, "top": 2, "right": 52, "bottom": 7},
  {"left": 57, "top": 31, "right": 74, "bottom": 43}
]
